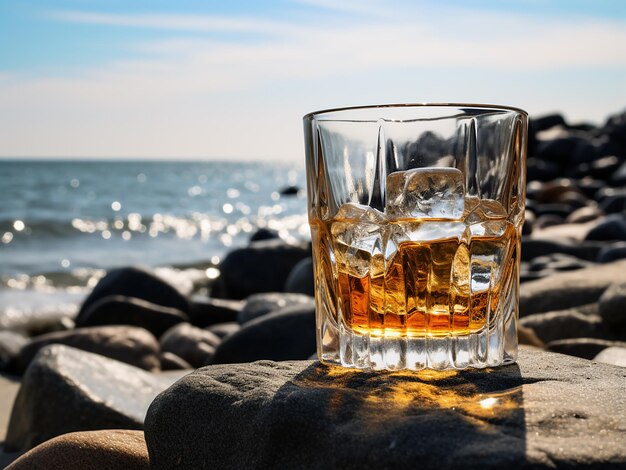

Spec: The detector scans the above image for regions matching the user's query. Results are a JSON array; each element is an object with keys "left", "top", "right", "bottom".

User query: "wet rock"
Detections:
[
  {"left": 160, "top": 323, "right": 220, "bottom": 368},
  {"left": 207, "top": 322, "right": 240, "bottom": 339},
  {"left": 5, "top": 430, "right": 149, "bottom": 470},
  {"left": 76, "top": 295, "right": 189, "bottom": 338},
  {"left": 585, "top": 215, "right": 626, "bottom": 241},
  {"left": 519, "top": 308, "right": 612, "bottom": 343},
  {"left": 597, "top": 242, "right": 626, "bottom": 263},
  {"left": 79, "top": 267, "right": 190, "bottom": 316},
  {"left": 210, "top": 239, "right": 311, "bottom": 300},
  {"left": 211, "top": 305, "right": 315, "bottom": 365},
  {"left": 598, "top": 282, "right": 626, "bottom": 328},
  {"left": 146, "top": 347, "right": 626, "bottom": 470},
  {"left": 17, "top": 326, "right": 160, "bottom": 373},
  {"left": 594, "top": 347, "right": 626, "bottom": 367},
  {"left": 5, "top": 345, "right": 186, "bottom": 452},
  {"left": 188, "top": 297, "right": 243, "bottom": 327},
  {"left": 284, "top": 257, "right": 314, "bottom": 296},
  {"left": 519, "top": 259, "right": 626, "bottom": 316},
  {"left": 546, "top": 338, "right": 626, "bottom": 360},
  {"left": 239, "top": 292, "right": 315, "bottom": 324},
  {"left": 0, "top": 332, "right": 27, "bottom": 373},
  {"left": 159, "top": 352, "right": 192, "bottom": 371}
]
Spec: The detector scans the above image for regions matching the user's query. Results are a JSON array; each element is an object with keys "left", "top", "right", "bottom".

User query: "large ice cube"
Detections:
[{"left": 385, "top": 168, "right": 465, "bottom": 220}]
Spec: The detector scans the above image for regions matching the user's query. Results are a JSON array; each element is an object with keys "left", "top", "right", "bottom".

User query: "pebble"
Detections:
[
  {"left": 5, "top": 430, "right": 149, "bottom": 470},
  {"left": 75, "top": 295, "right": 189, "bottom": 338},
  {"left": 17, "top": 326, "right": 160, "bottom": 373},
  {"left": 159, "top": 323, "right": 221, "bottom": 368}
]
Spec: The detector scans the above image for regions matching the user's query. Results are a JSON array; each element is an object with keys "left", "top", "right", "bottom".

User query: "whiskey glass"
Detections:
[{"left": 304, "top": 104, "right": 527, "bottom": 370}]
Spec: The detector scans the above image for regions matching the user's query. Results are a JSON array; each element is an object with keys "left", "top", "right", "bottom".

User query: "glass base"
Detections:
[{"left": 317, "top": 315, "right": 518, "bottom": 371}]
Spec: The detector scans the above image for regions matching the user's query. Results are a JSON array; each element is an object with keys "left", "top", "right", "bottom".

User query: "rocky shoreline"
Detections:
[{"left": 1, "top": 110, "right": 626, "bottom": 468}]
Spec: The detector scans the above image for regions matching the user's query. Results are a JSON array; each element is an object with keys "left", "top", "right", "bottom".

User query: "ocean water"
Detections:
[{"left": 0, "top": 160, "right": 308, "bottom": 321}]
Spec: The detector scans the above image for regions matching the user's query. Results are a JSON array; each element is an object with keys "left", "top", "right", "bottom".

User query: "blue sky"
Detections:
[{"left": 0, "top": 0, "right": 625, "bottom": 160}]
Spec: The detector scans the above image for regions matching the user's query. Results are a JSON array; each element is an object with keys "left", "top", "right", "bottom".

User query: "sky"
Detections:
[{"left": 0, "top": 0, "right": 625, "bottom": 161}]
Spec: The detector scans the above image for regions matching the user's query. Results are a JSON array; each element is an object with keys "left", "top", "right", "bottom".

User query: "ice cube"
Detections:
[
  {"left": 336, "top": 202, "right": 386, "bottom": 224},
  {"left": 332, "top": 203, "right": 386, "bottom": 277},
  {"left": 385, "top": 168, "right": 465, "bottom": 220}
]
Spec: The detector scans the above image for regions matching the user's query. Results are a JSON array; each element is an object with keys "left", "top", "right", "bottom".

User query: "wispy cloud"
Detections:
[{"left": 1, "top": 2, "right": 625, "bottom": 159}]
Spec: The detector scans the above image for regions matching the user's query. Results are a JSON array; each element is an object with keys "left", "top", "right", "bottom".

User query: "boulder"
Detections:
[
  {"left": 187, "top": 297, "right": 243, "bottom": 327},
  {"left": 145, "top": 347, "right": 626, "bottom": 469},
  {"left": 76, "top": 295, "right": 188, "bottom": 338},
  {"left": 4, "top": 345, "right": 186, "bottom": 452},
  {"left": 283, "top": 258, "right": 314, "bottom": 296},
  {"left": 17, "top": 326, "right": 160, "bottom": 373},
  {"left": 519, "top": 259, "right": 626, "bottom": 316},
  {"left": 594, "top": 347, "right": 626, "bottom": 368},
  {"left": 211, "top": 305, "right": 316, "bottom": 365},
  {"left": 546, "top": 338, "right": 626, "bottom": 360},
  {"left": 239, "top": 292, "right": 315, "bottom": 324},
  {"left": 0, "top": 308, "right": 76, "bottom": 336},
  {"left": 519, "top": 308, "right": 612, "bottom": 344},
  {"left": 5, "top": 430, "right": 149, "bottom": 470},
  {"left": 78, "top": 267, "right": 190, "bottom": 316},
  {"left": 160, "top": 323, "right": 221, "bottom": 368},
  {"left": 210, "top": 239, "right": 310, "bottom": 299}
]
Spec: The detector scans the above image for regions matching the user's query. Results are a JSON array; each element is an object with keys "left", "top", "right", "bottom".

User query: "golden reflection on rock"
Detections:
[{"left": 290, "top": 362, "right": 523, "bottom": 432}]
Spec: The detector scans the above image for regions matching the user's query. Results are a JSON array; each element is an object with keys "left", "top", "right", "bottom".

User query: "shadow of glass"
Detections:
[{"left": 262, "top": 362, "right": 528, "bottom": 468}]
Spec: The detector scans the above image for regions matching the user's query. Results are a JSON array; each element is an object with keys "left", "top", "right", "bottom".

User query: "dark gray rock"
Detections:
[
  {"left": 520, "top": 238, "right": 603, "bottom": 262},
  {"left": 17, "top": 326, "right": 160, "bottom": 373},
  {"left": 530, "top": 114, "right": 566, "bottom": 132},
  {"left": 525, "top": 157, "right": 560, "bottom": 182},
  {"left": 239, "top": 292, "right": 315, "bottom": 325},
  {"left": 210, "top": 239, "right": 311, "bottom": 300},
  {"left": 598, "top": 282, "right": 626, "bottom": 328},
  {"left": 585, "top": 214, "right": 626, "bottom": 241},
  {"left": 594, "top": 347, "right": 626, "bottom": 367},
  {"left": 284, "top": 258, "right": 314, "bottom": 296},
  {"left": 519, "top": 307, "right": 613, "bottom": 343},
  {"left": 612, "top": 160, "right": 626, "bottom": 186},
  {"left": 78, "top": 267, "right": 190, "bottom": 316},
  {"left": 519, "top": 259, "right": 626, "bottom": 316},
  {"left": 145, "top": 347, "right": 626, "bottom": 470},
  {"left": 188, "top": 297, "right": 243, "bottom": 327},
  {"left": 160, "top": 323, "right": 221, "bottom": 368},
  {"left": 5, "top": 345, "right": 186, "bottom": 452},
  {"left": 527, "top": 253, "right": 591, "bottom": 272},
  {"left": 597, "top": 242, "right": 626, "bottom": 263},
  {"left": 76, "top": 295, "right": 189, "bottom": 338},
  {"left": 249, "top": 228, "right": 280, "bottom": 242},
  {"left": 159, "top": 352, "right": 192, "bottom": 371},
  {"left": 0, "top": 332, "right": 27, "bottom": 373},
  {"left": 211, "top": 305, "right": 316, "bottom": 365},
  {"left": 207, "top": 322, "right": 240, "bottom": 339},
  {"left": 600, "top": 194, "right": 626, "bottom": 214},
  {"left": 547, "top": 338, "right": 626, "bottom": 359}
]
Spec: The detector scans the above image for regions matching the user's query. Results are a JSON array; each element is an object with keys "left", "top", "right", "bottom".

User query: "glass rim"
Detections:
[{"left": 303, "top": 102, "right": 528, "bottom": 120}]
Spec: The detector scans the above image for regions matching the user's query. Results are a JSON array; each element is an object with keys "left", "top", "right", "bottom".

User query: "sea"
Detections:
[{"left": 0, "top": 159, "right": 309, "bottom": 324}]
